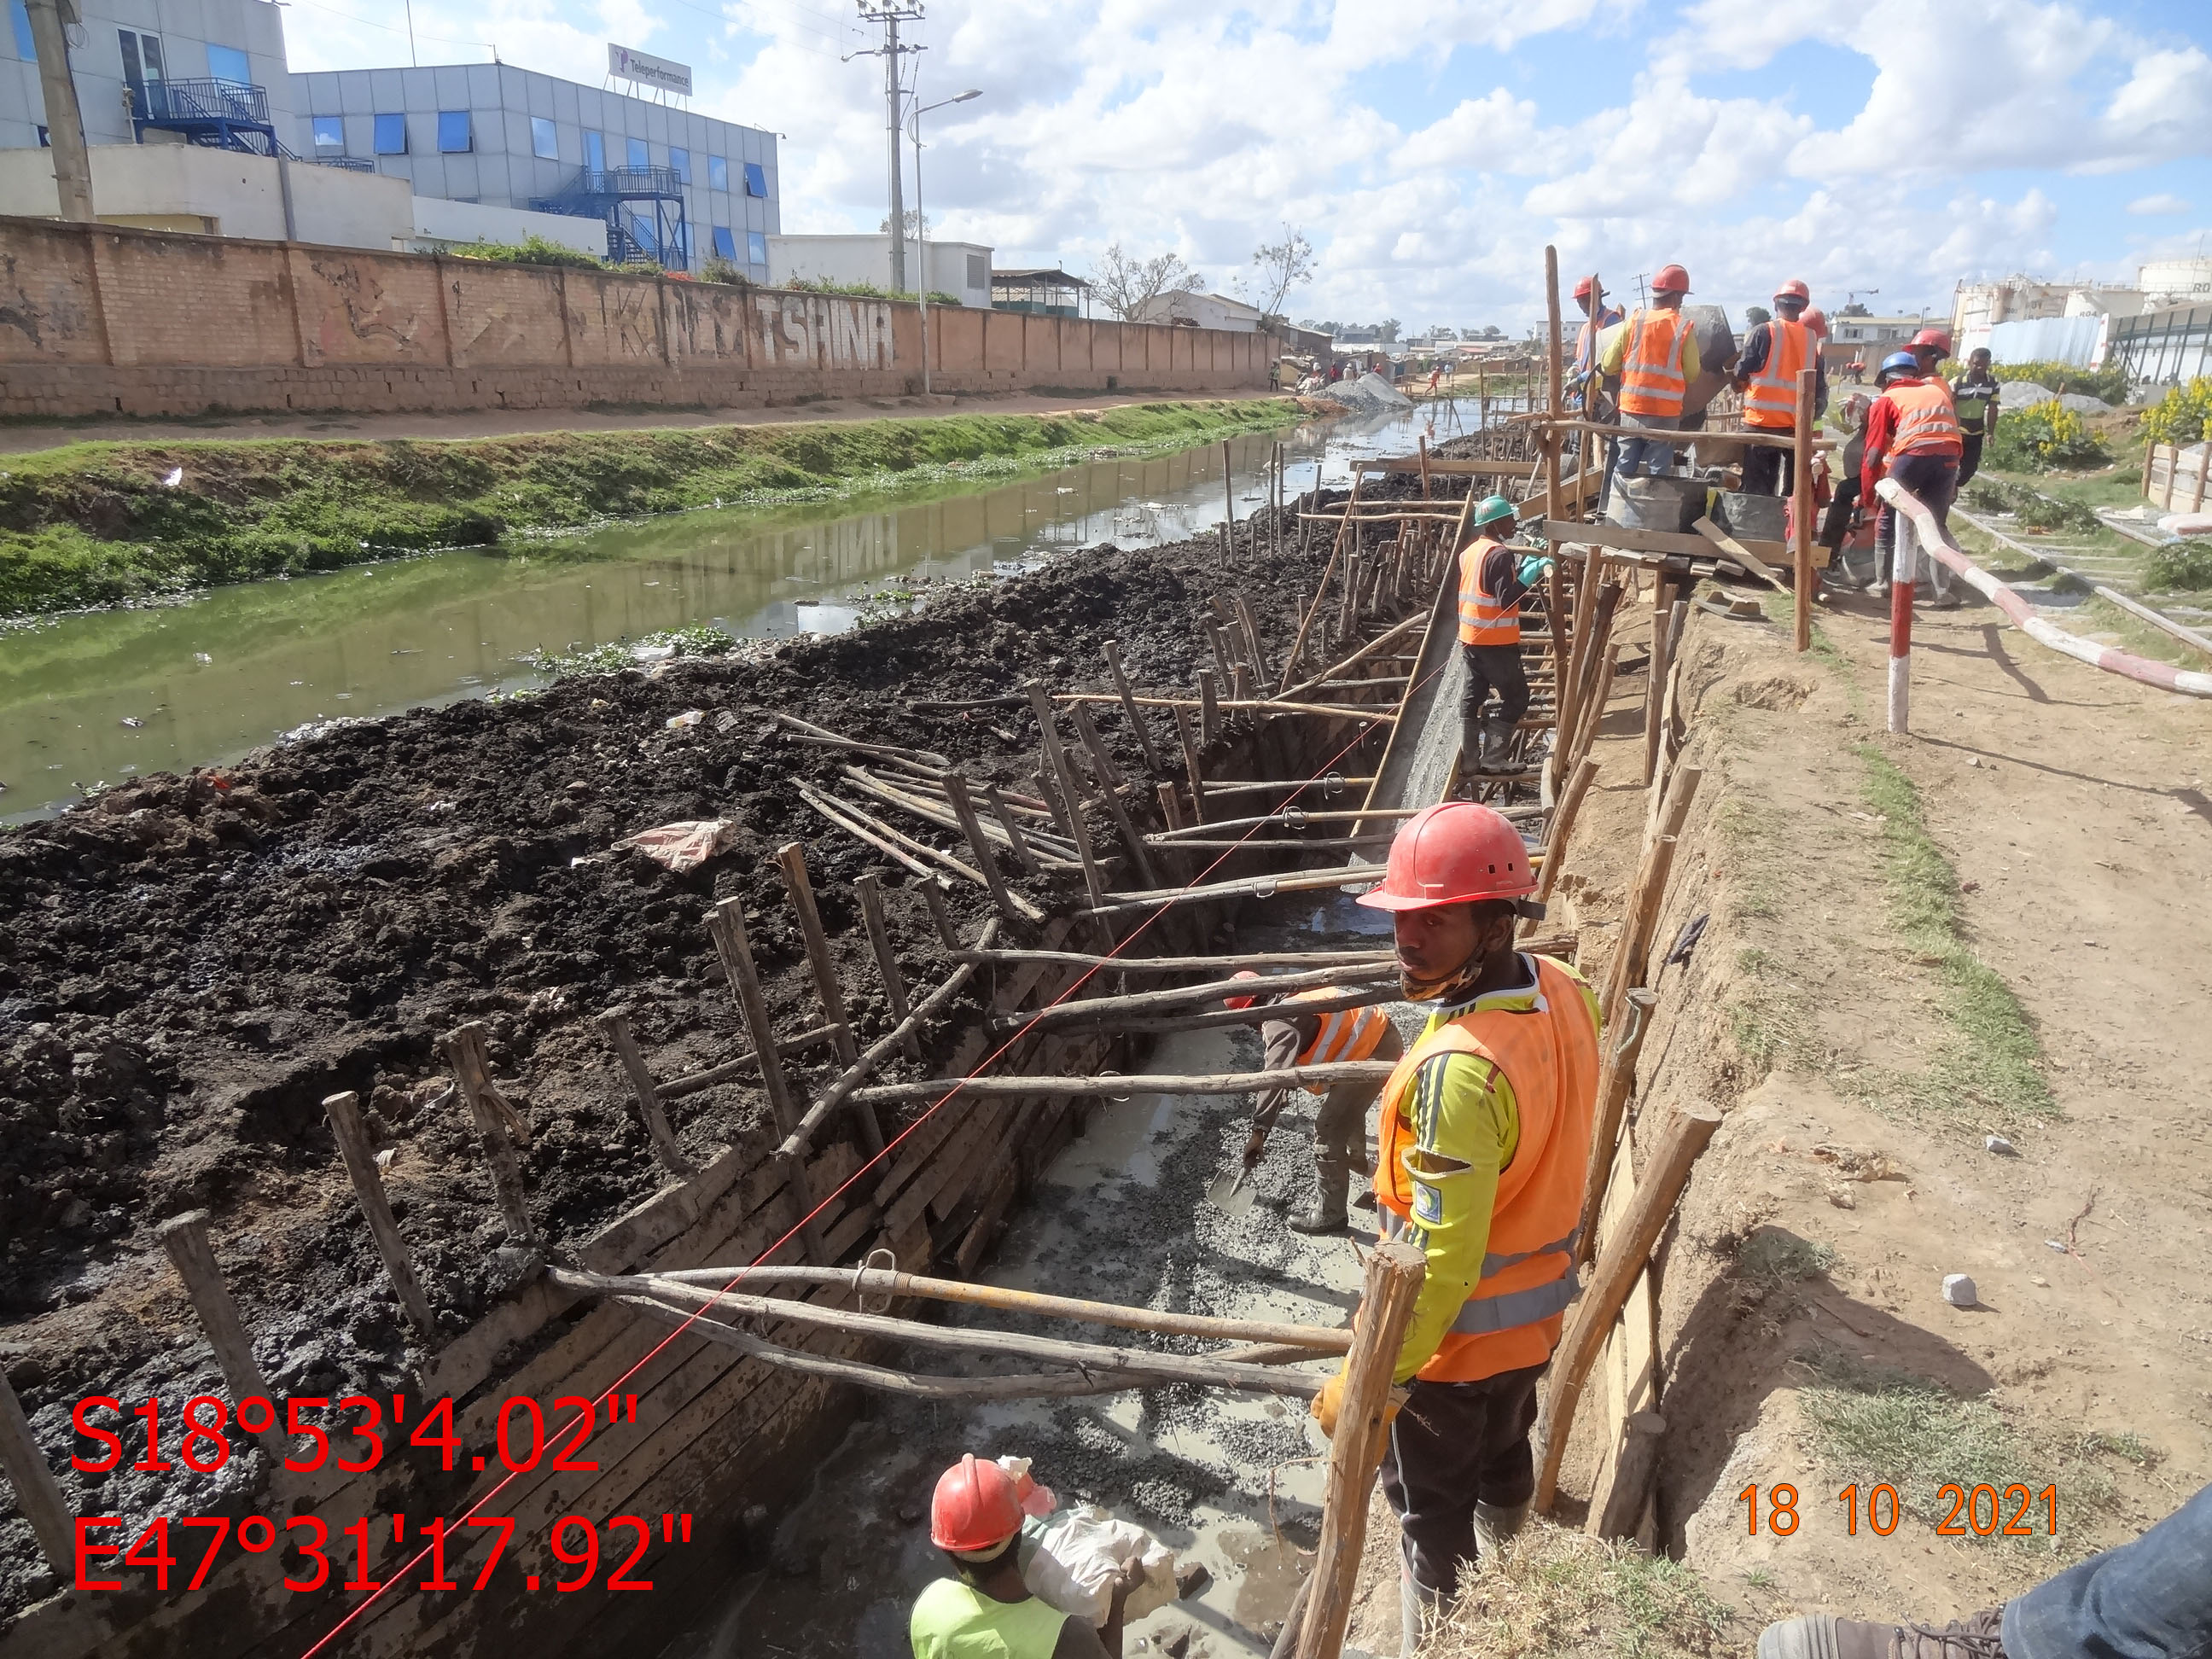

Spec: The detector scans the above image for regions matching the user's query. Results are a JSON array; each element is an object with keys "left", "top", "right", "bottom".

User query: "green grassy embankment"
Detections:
[{"left": 0, "top": 399, "right": 1295, "bottom": 616}]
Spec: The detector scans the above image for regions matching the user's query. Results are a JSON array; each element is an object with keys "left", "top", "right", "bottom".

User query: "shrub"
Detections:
[
  {"left": 2140, "top": 377, "right": 2212, "bottom": 446},
  {"left": 1960, "top": 476, "right": 2102, "bottom": 534},
  {"left": 2145, "top": 540, "right": 2212, "bottom": 591},
  {"left": 443, "top": 234, "right": 608, "bottom": 271},
  {"left": 700, "top": 256, "right": 753, "bottom": 288},
  {"left": 1986, "top": 403, "right": 2109, "bottom": 472}
]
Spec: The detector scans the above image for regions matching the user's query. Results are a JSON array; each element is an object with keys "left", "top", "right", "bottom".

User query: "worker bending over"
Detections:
[
  {"left": 911, "top": 1455, "right": 1143, "bottom": 1659},
  {"left": 1863, "top": 351, "right": 1964, "bottom": 608},
  {"left": 1602, "top": 264, "right": 1700, "bottom": 481},
  {"left": 1311, "top": 803, "right": 1600, "bottom": 1656},
  {"left": 1732, "top": 278, "right": 1828, "bottom": 495},
  {"left": 1456, "top": 494, "right": 1550, "bottom": 780},
  {"left": 1227, "top": 971, "right": 1404, "bottom": 1234}
]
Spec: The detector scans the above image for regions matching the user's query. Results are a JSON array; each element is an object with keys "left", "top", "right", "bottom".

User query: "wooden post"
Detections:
[
  {"left": 1234, "top": 593, "right": 1271, "bottom": 684},
  {"left": 943, "top": 773, "right": 1027, "bottom": 933},
  {"left": 596, "top": 1011, "right": 693, "bottom": 1176},
  {"left": 1034, "top": 766, "right": 1077, "bottom": 843},
  {"left": 1531, "top": 757, "right": 1599, "bottom": 910},
  {"left": 1337, "top": 553, "right": 1363, "bottom": 647},
  {"left": 1597, "top": 767, "right": 1702, "bottom": 1030},
  {"left": 1792, "top": 366, "right": 1816, "bottom": 651},
  {"left": 1642, "top": 596, "right": 1681, "bottom": 787},
  {"left": 1155, "top": 779, "right": 1187, "bottom": 832},
  {"left": 778, "top": 841, "right": 863, "bottom": 1074},
  {"left": 855, "top": 872, "right": 924, "bottom": 1063},
  {"left": 982, "top": 783, "right": 1040, "bottom": 875},
  {"left": 323, "top": 1091, "right": 440, "bottom": 1334},
  {"left": 1296, "top": 1239, "right": 1425, "bottom": 1659},
  {"left": 1208, "top": 621, "right": 1239, "bottom": 688},
  {"left": 156, "top": 1211, "right": 289, "bottom": 1458},
  {"left": 1069, "top": 705, "right": 1161, "bottom": 888},
  {"left": 443, "top": 1022, "right": 537, "bottom": 1247},
  {"left": 0, "top": 1375, "right": 79, "bottom": 1577},
  {"left": 1025, "top": 681, "right": 1110, "bottom": 910},
  {"left": 918, "top": 876, "right": 962, "bottom": 953},
  {"left": 1102, "top": 639, "right": 1165, "bottom": 772},
  {"left": 1573, "top": 645, "right": 1622, "bottom": 773},
  {"left": 1197, "top": 668, "right": 1221, "bottom": 744},
  {"left": 1223, "top": 439, "right": 1236, "bottom": 549},
  {"left": 1544, "top": 245, "right": 1571, "bottom": 742},
  {"left": 1173, "top": 704, "right": 1208, "bottom": 824},
  {"left": 706, "top": 899, "right": 801, "bottom": 1138},
  {"left": 1573, "top": 987, "right": 1659, "bottom": 1267},
  {"left": 1231, "top": 662, "right": 1253, "bottom": 704},
  {"left": 1534, "top": 1103, "right": 1722, "bottom": 1511}
]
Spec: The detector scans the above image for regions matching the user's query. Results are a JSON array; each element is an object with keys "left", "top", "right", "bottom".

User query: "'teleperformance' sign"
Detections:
[{"left": 608, "top": 44, "right": 692, "bottom": 96}]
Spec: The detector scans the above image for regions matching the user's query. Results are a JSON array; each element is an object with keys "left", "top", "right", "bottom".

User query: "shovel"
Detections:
[{"left": 1207, "top": 1126, "right": 1270, "bottom": 1214}]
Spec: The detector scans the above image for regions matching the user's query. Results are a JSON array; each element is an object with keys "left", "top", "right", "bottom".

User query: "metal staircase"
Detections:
[{"left": 531, "top": 166, "right": 689, "bottom": 267}]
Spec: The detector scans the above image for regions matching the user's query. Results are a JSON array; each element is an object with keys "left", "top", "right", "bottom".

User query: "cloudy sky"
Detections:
[{"left": 286, "top": 0, "right": 2212, "bottom": 331}]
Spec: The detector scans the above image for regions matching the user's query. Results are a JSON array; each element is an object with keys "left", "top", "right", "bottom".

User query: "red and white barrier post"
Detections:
[{"left": 1887, "top": 502, "right": 1914, "bottom": 732}]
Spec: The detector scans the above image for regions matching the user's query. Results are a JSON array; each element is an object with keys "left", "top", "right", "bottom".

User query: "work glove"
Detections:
[
  {"left": 1308, "top": 1363, "right": 1403, "bottom": 1440},
  {"left": 1516, "top": 554, "right": 1555, "bottom": 588}
]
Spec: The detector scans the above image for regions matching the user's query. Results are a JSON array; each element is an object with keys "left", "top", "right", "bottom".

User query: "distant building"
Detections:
[
  {"left": 1952, "top": 275, "right": 2145, "bottom": 361},
  {"left": 766, "top": 234, "right": 992, "bottom": 306},
  {"left": 2139, "top": 258, "right": 2212, "bottom": 309},
  {"left": 1134, "top": 290, "right": 1262, "bottom": 332},
  {"left": 991, "top": 268, "right": 1087, "bottom": 318}
]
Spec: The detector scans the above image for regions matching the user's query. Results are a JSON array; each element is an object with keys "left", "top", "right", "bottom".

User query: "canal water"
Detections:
[{"left": 1, "top": 398, "right": 1484, "bottom": 823}]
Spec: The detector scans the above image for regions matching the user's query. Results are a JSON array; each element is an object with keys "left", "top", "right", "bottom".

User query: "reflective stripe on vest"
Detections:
[
  {"left": 911, "top": 1578, "right": 1066, "bottom": 1659},
  {"left": 1292, "top": 992, "right": 1391, "bottom": 1091},
  {"left": 1886, "top": 379, "right": 1963, "bottom": 458},
  {"left": 1743, "top": 317, "right": 1811, "bottom": 430},
  {"left": 1618, "top": 307, "right": 1693, "bottom": 417},
  {"left": 1370, "top": 956, "right": 1601, "bottom": 1383},
  {"left": 1457, "top": 538, "right": 1519, "bottom": 647}
]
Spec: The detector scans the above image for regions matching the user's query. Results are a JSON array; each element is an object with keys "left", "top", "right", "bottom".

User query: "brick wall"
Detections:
[{"left": 0, "top": 216, "right": 1272, "bottom": 419}]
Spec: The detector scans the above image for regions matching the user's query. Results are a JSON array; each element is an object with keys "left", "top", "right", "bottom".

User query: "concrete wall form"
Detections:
[{"left": 0, "top": 216, "right": 1270, "bottom": 418}]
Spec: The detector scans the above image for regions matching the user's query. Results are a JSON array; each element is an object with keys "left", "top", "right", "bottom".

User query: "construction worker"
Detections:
[
  {"left": 1307, "top": 802, "right": 1599, "bottom": 1656},
  {"left": 1456, "top": 494, "right": 1547, "bottom": 779},
  {"left": 1909, "top": 326, "right": 1953, "bottom": 375},
  {"left": 1600, "top": 264, "right": 1701, "bottom": 481},
  {"left": 911, "top": 1454, "right": 1143, "bottom": 1659},
  {"left": 1227, "top": 970, "right": 1405, "bottom": 1233},
  {"left": 1732, "top": 279, "right": 1829, "bottom": 496},
  {"left": 1863, "top": 350, "right": 1963, "bottom": 607},
  {"left": 1568, "top": 275, "right": 1625, "bottom": 399},
  {"left": 1951, "top": 346, "right": 2001, "bottom": 486}
]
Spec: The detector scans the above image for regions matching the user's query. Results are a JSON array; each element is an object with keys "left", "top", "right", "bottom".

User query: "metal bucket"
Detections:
[
  {"left": 1714, "top": 491, "right": 1787, "bottom": 544},
  {"left": 1606, "top": 474, "right": 1707, "bottom": 533}
]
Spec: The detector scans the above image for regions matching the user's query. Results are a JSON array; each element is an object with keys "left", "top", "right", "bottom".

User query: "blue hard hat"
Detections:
[{"left": 1877, "top": 350, "right": 1920, "bottom": 385}]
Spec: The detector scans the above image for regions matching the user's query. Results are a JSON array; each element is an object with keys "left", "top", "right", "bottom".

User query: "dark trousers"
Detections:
[
  {"left": 1819, "top": 476, "right": 1860, "bottom": 550},
  {"left": 1460, "top": 643, "right": 1530, "bottom": 725},
  {"left": 1958, "top": 430, "right": 1985, "bottom": 487},
  {"left": 1739, "top": 444, "right": 1797, "bottom": 498},
  {"left": 1875, "top": 453, "right": 1959, "bottom": 591},
  {"left": 1378, "top": 1362, "right": 1546, "bottom": 1599},
  {"left": 2005, "top": 1481, "right": 2212, "bottom": 1659}
]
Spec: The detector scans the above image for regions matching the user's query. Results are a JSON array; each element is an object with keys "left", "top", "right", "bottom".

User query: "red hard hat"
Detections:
[
  {"left": 1223, "top": 969, "right": 1263, "bottom": 1012},
  {"left": 930, "top": 1455, "right": 1023, "bottom": 1553},
  {"left": 1800, "top": 306, "right": 1829, "bottom": 338},
  {"left": 1357, "top": 802, "right": 1536, "bottom": 913},
  {"left": 1910, "top": 327, "right": 1952, "bottom": 353},
  {"left": 1773, "top": 278, "right": 1810, "bottom": 304},
  {"left": 1652, "top": 264, "right": 1691, "bottom": 294},
  {"left": 1572, "top": 275, "right": 1595, "bottom": 300}
]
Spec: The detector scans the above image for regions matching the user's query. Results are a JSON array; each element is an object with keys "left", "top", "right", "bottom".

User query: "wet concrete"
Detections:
[{"left": 667, "top": 893, "right": 1421, "bottom": 1659}]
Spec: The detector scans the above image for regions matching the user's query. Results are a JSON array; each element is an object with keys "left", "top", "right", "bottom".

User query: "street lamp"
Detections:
[{"left": 909, "top": 87, "right": 981, "bottom": 397}]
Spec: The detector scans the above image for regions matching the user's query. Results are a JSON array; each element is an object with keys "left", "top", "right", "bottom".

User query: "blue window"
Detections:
[
  {"left": 372, "top": 113, "right": 406, "bottom": 154},
  {"left": 707, "top": 155, "right": 728, "bottom": 192},
  {"left": 711, "top": 225, "right": 736, "bottom": 260},
  {"left": 742, "top": 161, "right": 767, "bottom": 197},
  {"left": 626, "top": 136, "right": 649, "bottom": 170},
  {"left": 585, "top": 129, "right": 604, "bottom": 170},
  {"left": 668, "top": 145, "right": 690, "bottom": 183},
  {"left": 10, "top": 0, "right": 36, "bottom": 61},
  {"left": 206, "top": 43, "right": 250, "bottom": 84},
  {"left": 531, "top": 115, "right": 557, "bottom": 160},
  {"left": 437, "top": 110, "right": 470, "bottom": 153},
  {"left": 747, "top": 230, "right": 767, "bottom": 265},
  {"left": 311, "top": 114, "right": 344, "bottom": 148}
]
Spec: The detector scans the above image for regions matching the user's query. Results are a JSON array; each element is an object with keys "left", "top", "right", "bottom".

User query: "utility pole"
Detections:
[
  {"left": 853, "top": 2, "right": 924, "bottom": 294},
  {"left": 23, "top": 0, "right": 95, "bottom": 222}
]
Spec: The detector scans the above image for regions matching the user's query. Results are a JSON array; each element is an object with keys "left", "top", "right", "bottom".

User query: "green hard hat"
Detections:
[{"left": 1472, "top": 493, "right": 1516, "bottom": 528}]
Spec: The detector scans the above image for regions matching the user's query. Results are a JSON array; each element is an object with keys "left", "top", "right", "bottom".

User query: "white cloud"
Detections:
[{"left": 2128, "top": 193, "right": 2193, "bottom": 215}]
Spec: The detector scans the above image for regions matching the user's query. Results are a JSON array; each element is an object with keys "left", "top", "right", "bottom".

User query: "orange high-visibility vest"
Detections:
[
  {"left": 1289, "top": 990, "right": 1392, "bottom": 1094},
  {"left": 1884, "top": 379, "right": 1963, "bottom": 460},
  {"left": 1617, "top": 306, "right": 1694, "bottom": 417},
  {"left": 1372, "top": 956, "right": 1599, "bottom": 1384},
  {"left": 1457, "top": 538, "right": 1519, "bottom": 647},
  {"left": 1743, "top": 317, "right": 1812, "bottom": 430}
]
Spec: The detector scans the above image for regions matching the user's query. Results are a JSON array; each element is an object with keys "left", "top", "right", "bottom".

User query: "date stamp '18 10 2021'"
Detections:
[{"left": 1738, "top": 1483, "right": 2063, "bottom": 1538}]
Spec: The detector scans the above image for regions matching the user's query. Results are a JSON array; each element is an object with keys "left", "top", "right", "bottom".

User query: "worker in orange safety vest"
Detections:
[
  {"left": 1732, "top": 277, "right": 1828, "bottom": 496},
  {"left": 1308, "top": 802, "right": 1599, "bottom": 1656},
  {"left": 1600, "top": 263, "right": 1701, "bottom": 482},
  {"left": 1455, "top": 492, "right": 1547, "bottom": 780},
  {"left": 1226, "top": 973, "right": 1404, "bottom": 1233},
  {"left": 1862, "top": 350, "right": 1965, "bottom": 607}
]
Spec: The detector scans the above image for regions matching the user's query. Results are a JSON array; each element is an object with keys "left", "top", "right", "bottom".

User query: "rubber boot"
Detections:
[
  {"left": 1472, "top": 1499, "right": 1528, "bottom": 1563},
  {"left": 1400, "top": 1569, "right": 1444, "bottom": 1658},
  {"left": 1756, "top": 1607, "right": 2007, "bottom": 1659},
  {"left": 1348, "top": 1143, "right": 1377, "bottom": 1212},
  {"left": 1458, "top": 714, "right": 1484, "bottom": 792},
  {"left": 1289, "top": 1154, "right": 1350, "bottom": 1235},
  {"left": 1478, "top": 716, "right": 1513, "bottom": 774}
]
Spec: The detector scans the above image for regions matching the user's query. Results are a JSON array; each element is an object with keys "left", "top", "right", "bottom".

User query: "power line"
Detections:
[{"left": 853, "top": 2, "right": 925, "bottom": 290}]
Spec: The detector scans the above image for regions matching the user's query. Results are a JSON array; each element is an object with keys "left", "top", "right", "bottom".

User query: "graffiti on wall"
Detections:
[{"left": 754, "top": 294, "right": 895, "bottom": 368}]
